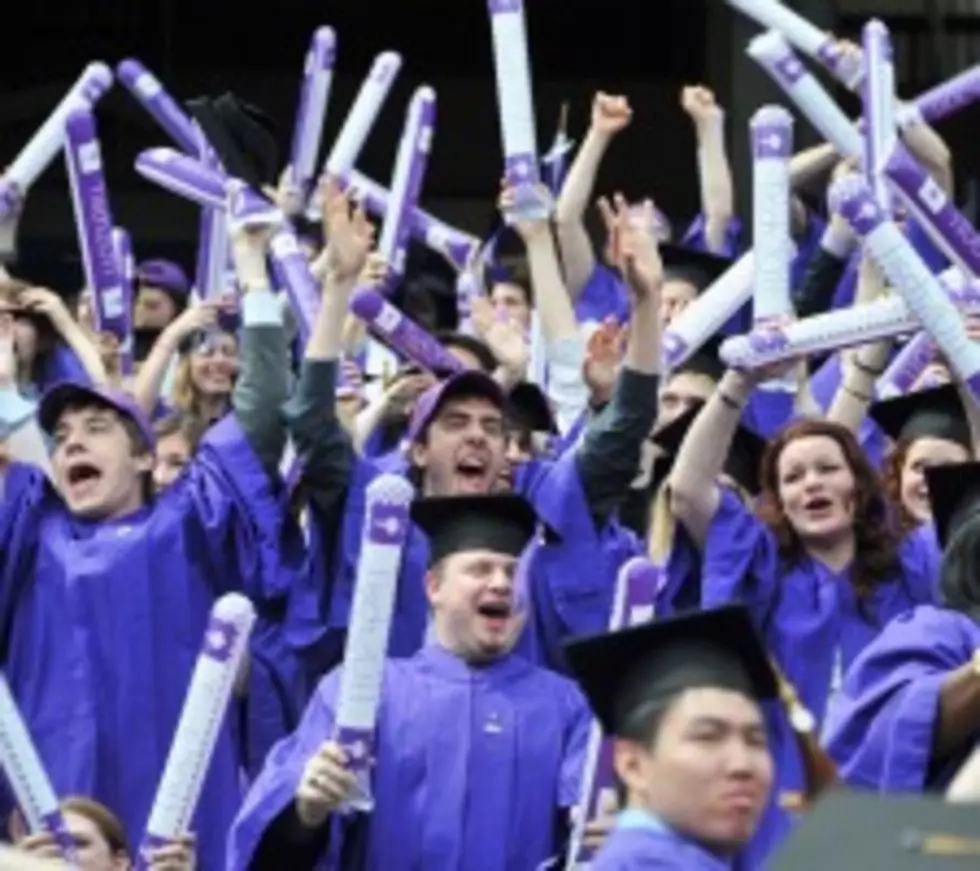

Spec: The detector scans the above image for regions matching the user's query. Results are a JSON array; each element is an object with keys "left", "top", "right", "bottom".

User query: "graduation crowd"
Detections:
[{"left": 3, "top": 7, "right": 980, "bottom": 871}]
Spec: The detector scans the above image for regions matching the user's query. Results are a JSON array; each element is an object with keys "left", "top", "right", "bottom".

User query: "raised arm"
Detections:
[
  {"left": 228, "top": 225, "right": 290, "bottom": 476},
  {"left": 681, "top": 86, "right": 734, "bottom": 255},
  {"left": 574, "top": 198, "right": 662, "bottom": 526},
  {"left": 18, "top": 287, "right": 106, "bottom": 386},
  {"left": 553, "top": 93, "right": 632, "bottom": 299},
  {"left": 826, "top": 256, "right": 890, "bottom": 433},
  {"left": 130, "top": 299, "right": 226, "bottom": 414},
  {"left": 283, "top": 182, "right": 373, "bottom": 505}
]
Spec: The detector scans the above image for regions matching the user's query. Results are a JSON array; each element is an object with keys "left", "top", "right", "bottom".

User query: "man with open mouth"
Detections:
[{"left": 230, "top": 492, "right": 589, "bottom": 871}]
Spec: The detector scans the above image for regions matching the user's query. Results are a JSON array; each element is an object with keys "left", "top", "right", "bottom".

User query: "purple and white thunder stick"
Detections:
[
  {"left": 565, "top": 558, "right": 668, "bottom": 870},
  {"left": 268, "top": 231, "right": 321, "bottom": 346},
  {"left": 748, "top": 32, "right": 862, "bottom": 159},
  {"left": 456, "top": 272, "right": 480, "bottom": 335},
  {"left": 876, "top": 332, "right": 935, "bottom": 400},
  {"left": 135, "top": 148, "right": 227, "bottom": 209},
  {"left": 110, "top": 227, "right": 135, "bottom": 375},
  {"left": 487, "top": 0, "right": 550, "bottom": 222},
  {"left": 720, "top": 263, "right": 980, "bottom": 368},
  {"left": 906, "top": 65, "right": 980, "bottom": 127},
  {"left": 65, "top": 109, "right": 128, "bottom": 342},
  {"left": 0, "top": 674, "right": 78, "bottom": 863},
  {"left": 343, "top": 170, "right": 481, "bottom": 272},
  {"left": 721, "top": 295, "right": 921, "bottom": 369},
  {"left": 116, "top": 59, "right": 198, "bottom": 154},
  {"left": 725, "top": 0, "right": 862, "bottom": 88},
  {"left": 862, "top": 21, "right": 897, "bottom": 209},
  {"left": 884, "top": 144, "right": 980, "bottom": 279},
  {"left": 289, "top": 27, "right": 336, "bottom": 196},
  {"left": 661, "top": 252, "right": 756, "bottom": 369},
  {"left": 136, "top": 594, "right": 256, "bottom": 869},
  {"left": 751, "top": 106, "right": 794, "bottom": 324},
  {"left": 831, "top": 174, "right": 980, "bottom": 397},
  {"left": 0, "top": 62, "right": 113, "bottom": 220},
  {"left": 324, "top": 51, "right": 402, "bottom": 181},
  {"left": 333, "top": 474, "right": 414, "bottom": 811},
  {"left": 377, "top": 87, "right": 437, "bottom": 283},
  {"left": 350, "top": 288, "right": 465, "bottom": 375}
]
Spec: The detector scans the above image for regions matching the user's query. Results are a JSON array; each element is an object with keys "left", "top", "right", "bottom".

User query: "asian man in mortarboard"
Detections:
[
  {"left": 0, "top": 140, "right": 316, "bottom": 867},
  {"left": 230, "top": 493, "right": 590, "bottom": 871},
  {"left": 285, "top": 221, "right": 662, "bottom": 672},
  {"left": 824, "top": 460, "right": 980, "bottom": 796},
  {"left": 564, "top": 606, "right": 777, "bottom": 870},
  {"left": 869, "top": 383, "right": 976, "bottom": 531}
]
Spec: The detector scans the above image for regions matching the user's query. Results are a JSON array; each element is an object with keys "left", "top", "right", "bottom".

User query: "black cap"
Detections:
[
  {"left": 769, "top": 789, "right": 980, "bottom": 870},
  {"left": 670, "top": 334, "right": 726, "bottom": 383},
  {"left": 507, "top": 382, "right": 559, "bottom": 435},
  {"left": 563, "top": 606, "right": 777, "bottom": 737},
  {"left": 869, "top": 384, "right": 971, "bottom": 447},
  {"left": 186, "top": 92, "right": 280, "bottom": 192},
  {"left": 659, "top": 244, "right": 730, "bottom": 293},
  {"left": 411, "top": 493, "right": 539, "bottom": 567},
  {"left": 924, "top": 461, "right": 980, "bottom": 548},
  {"left": 651, "top": 403, "right": 765, "bottom": 496}
]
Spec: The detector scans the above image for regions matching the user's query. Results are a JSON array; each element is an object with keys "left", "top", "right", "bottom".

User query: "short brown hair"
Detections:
[{"left": 60, "top": 795, "right": 130, "bottom": 857}]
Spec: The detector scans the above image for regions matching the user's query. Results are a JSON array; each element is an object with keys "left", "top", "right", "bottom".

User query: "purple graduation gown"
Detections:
[
  {"left": 0, "top": 415, "right": 298, "bottom": 871},
  {"left": 700, "top": 491, "right": 940, "bottom": 725},
  {"left": 229, "top": 644, "right": 590, "bottom": 870},
  {"left": 592, "top": 810, "right": 736, "bottom": 871},
  {"left": 823, "top": 604, "right": 980, "bottom": 792}
]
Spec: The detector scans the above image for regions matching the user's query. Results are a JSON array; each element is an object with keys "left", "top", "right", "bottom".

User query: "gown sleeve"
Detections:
[
  {"left": 698, "top": 488, "right": 780, "bottom": 624},
  {"left": 229, "top": 670, "right": 342, "bottom": 871},
  {"left": 823, "top": 606, "right": 978, "bottom": 792},
  {"left": 0, "top": 463, "right": 48, "bottom": 659}
]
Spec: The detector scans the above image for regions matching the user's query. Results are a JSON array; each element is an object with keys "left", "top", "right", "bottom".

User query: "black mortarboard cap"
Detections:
[
  {"left": 671, "top": 334, "right": 726, "bottom": 383},
  {"left": 651, "top": 403, "right": 765, "bottom": 496},
  {"left": 564, "top": 606, "right": 777, "bottom": 736},
  {"left": 507, "top": 382, "right": 559, "bottom": 435},
  {"left": 769, "top": 789, "right": 980, "bottom": 870},
  {"left": 869, "top": 384, "right": 971, "bottom": 448},
  {"left": 186, "top": 92, "right": 280, "bottom": 192},
  {"left": 659, "top": 244, "right": 730, "bottom": 293},
  {"left": 924, "top": 461, "right": 980, "bottom": 548},
  {"left": 411, "top": 493, "right": 539, "bottom": 567}
]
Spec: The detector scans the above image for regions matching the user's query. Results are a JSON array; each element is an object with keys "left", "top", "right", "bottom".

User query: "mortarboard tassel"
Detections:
[{"left": 772, "top": 661, "right": 838, "bottom": 812}]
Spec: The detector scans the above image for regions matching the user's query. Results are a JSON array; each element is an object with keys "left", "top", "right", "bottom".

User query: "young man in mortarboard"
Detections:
[
  {"left": 565, "top": 607, "right": 777, "bottom": 870},
  {"left": 285, "top": 186, "right": 662, "bottom": 672},
  {"left": 231, "top": 493, "right": 589, "bottom": 871}
]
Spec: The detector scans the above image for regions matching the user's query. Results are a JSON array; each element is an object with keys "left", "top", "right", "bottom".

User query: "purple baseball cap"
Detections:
[
  {"left": 407, "top": 371, "right": 506, "bottom": 443},
  {"left": 136, "top": 259, "right": 190, "bottom": 298},
  {"left": 38, "top": 382, "right": 157, "bottom": 452}
]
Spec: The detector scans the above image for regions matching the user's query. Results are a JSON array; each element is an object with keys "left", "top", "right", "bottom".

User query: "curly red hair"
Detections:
[{"left": 754, "top": 418, "right": 903, "bottom": 603}]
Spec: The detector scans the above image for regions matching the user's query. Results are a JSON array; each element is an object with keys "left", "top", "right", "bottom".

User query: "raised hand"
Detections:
[
  {"left": 295, "top": 741, "right": 357, "bottom": 829},
  {"left": 590, "top": 92, "right": 633, "bottom": 137},
  {"left": 321, "top": 177, "right": 375, "bottom": 282}
]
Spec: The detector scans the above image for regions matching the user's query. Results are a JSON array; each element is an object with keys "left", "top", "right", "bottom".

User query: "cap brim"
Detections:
[
  {"left": 769, "top": 789, "right": 980, "bottom": 870},
  {"left": 564, "top": 606, "right": 777, "bottom": 735},
  {"left": 38, "top": 383, "right": 103, "bottom": 436}
]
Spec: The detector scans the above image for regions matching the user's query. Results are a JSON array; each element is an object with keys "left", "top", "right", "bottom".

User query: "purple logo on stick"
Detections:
[
  {"left": 368, "top": 501, "right": 408, "bottom": 545},
  {"left": 203, "top": 617, "right": 239, "bottom": 663}
]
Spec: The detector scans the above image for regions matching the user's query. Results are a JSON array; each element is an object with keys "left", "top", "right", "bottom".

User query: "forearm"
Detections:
[
  {"left": 903, "top": 122, "right": 953, "bottom": 194},
  {"left": 233, "top": 291, "right": 289, "bottom": 475},
  {"left": 53, "top": 320, "right": 108, "bottom": 386},
  {"left": 935, "top": 662, "right": 980, "bottom": 760},
  {"left": 575, "top": 367, "right": 659, "bottom": 523},
  {"left": 132, "top": 330, "right": 179, "bottom": 414},
  {"left": 307, "top": 271, "right": 356, "bottom": 362},
  {"left": 525, "top": 234, "right": 579, "bottom": 343},
  {"left": 553, "top": 222, "right": 597, "bottom": 301},
  {"left": 695, "top": 116, "right": 734, "bottom": 255},
  {"left": 793, "top": 223, "right": 854, "bottom": 319},
  {"left": 668, "top": 369, "right": 750, "bottom": 544},
  {"left": 827, "top": 342, "right": 889, "bottom": 434},
  {"left": 621, "top": 297, "right": 660, "bottom": 376},
  {"left": 789, "top": 142, "right": 837, "bottom": 188},
  {"left": 353, "top": 393, "right": 394, "bottom": 455},
  {"left": 555, "top": 128, "right": 611, "bottom": 225}
]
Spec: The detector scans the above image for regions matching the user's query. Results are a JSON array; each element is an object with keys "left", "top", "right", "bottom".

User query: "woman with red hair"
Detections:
[{"left": 668, "top": 362, "right": 938, "bottom": 730}]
